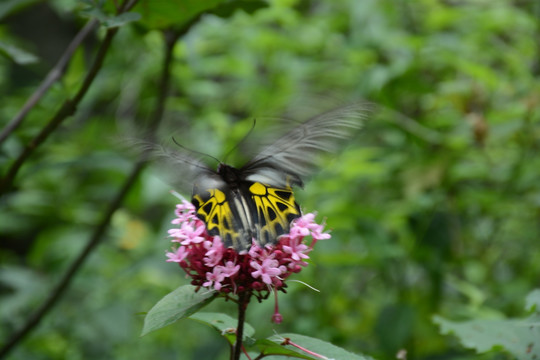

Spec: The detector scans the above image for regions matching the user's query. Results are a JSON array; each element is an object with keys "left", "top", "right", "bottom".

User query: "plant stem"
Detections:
[{"left": 233, "top": 292, "right": 250, "bottom": 360}]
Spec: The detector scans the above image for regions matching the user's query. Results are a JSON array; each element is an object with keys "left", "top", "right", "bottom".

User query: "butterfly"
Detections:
[{"left": 150, "top": 103, "right": 366, "bottom": 251}]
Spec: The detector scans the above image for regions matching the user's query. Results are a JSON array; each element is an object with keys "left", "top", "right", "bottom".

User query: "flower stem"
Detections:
[{"left": 233, "top": 292, "right": 250, "bottom": 360}]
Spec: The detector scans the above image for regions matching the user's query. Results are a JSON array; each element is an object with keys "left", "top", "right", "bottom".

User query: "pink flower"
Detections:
[
  {"left": 289, "top": 213, "right": 317, "bottom": 238},
  {"left": 220, "top": 261, "right": 240, "bottom": 278},
  {"left": 204, "top": 236, "right": 225, "bottom": 267},
  {"left": 250, "top": 258, "right": 286, "bottom": 285},
  {"left": 282, "top": 236, "right": 310, "bottom": 262},
  {"left": 172, "top": 201, "right": 197, "bottom": 224},
  {"left": 165, "top": 246, "right": 188, "bottom": 263},
  {"left": 271, "top": 311, "right": 283, "bottom": 324},
  {"left": 166, "top": 198, "right": 331, "bottom": 310},
  {"left": 203, "top": 266, "right": 226, "bottom": 291},
  {"left": 176, "top": 200, "right": 195, "bottom": 212},
  {"left": 309, "top": 222, "right": 331, "bottom": 241},
  {"left": 248, "top": 243, "right": 263, "bottom": 258},
  {"left": 175, "top": 222, "right": 206, "bottom": 245},
  {"left": 290, "top": 213, "right": 331, "bottom": 242}
]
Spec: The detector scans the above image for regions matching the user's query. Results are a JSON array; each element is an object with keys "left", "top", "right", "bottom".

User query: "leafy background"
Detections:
[{"left": 1, "top": 0, "right": 540, "bottom": 359}]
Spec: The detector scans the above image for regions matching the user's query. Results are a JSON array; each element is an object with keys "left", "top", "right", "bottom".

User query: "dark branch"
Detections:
[
  {"left": 0, "top": 159, "right": 146, "bottom": 359},
  {"left": 0, "top": 0, "right": 138, "bottom": 195},
  {"left": 233, "top": 292, "right": 251, "bottom": 360},
  {"left": 0, "top": 18, "right": 99, "bottom": 146}
]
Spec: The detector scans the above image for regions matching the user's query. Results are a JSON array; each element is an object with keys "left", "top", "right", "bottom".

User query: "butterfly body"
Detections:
[{"left": 192, "top": 163, "right": 301, "bottom": 251}]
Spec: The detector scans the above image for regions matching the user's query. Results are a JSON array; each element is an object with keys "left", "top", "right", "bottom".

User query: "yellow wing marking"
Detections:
[
  {"left": 192, "top": 189, "right": 237, "bottom": 245},
  {"left": 192, "top": 183, "right": 301, "bottom": 249},
  {"left": 249, "top": 182, "right": 300, "bottom": 245}
]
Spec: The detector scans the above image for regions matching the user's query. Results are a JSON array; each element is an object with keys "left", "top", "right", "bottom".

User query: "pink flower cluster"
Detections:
[{"left": 166, "top": 200, "right": 330, "bottom": 299}]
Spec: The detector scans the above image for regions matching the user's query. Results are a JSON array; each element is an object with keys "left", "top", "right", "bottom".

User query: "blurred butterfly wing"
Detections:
[
  {"left": 241, "top": 103, "right": 367, "bottom": 188},
  {"left": 134, "top": 140, "right": 212, "bottom": 195}
]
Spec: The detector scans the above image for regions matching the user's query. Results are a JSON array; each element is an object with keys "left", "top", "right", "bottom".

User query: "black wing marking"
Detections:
[
  {"left": 192, "top": 174, "right": 256, "bottom": 250},
  {"left": 192, "top": 179, "right": 301, "bottom": 250},
  {"left": 248, "top": 182, "right": 301, "bottom": 246},
  {"left": 192, "top": 188, "right": 243, "bottom": 249}
]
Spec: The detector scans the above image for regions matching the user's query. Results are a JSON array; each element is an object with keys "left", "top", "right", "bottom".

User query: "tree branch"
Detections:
[
  {"left": 0, "top": 18, "right": 98, "bottom": 146},
  {"left": 0, "top": 0, "right": 138, "bottom": 195},
  {"left": 0, "top": 26, "right": 116, "bottom": 195},
  {"left": 0, "top": 159, "right": 145, "bottom": 358},
  {"left": 0, "top": 21, "right": 180, "bottom": 360}
]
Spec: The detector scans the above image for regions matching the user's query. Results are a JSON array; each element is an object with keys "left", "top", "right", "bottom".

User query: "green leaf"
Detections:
[
  {"left": 434, "top": 315, "right": 540, "bottom": 360},
  {"left": 103, "top": 12, "right": 141, "bottom": 28},
  {"left": 0, "top": 40, "right": 38, "bottom": 65},
  {"left": 266, "top": 333, "right": 375, "bottom": 360},
  {"left": 141, "top": 285, "right": 216, "bottom": 336},
  {"left": 134, "top": 0, "right": 266, "bottom": 30},
  {"left": 189, "top": 312, "right": 255, "bottom": 345},
  {"left": 134, "top": 0, "right": 224, "bottom": 30},
  {"left": 252, "top": 339, "right": 314, "bottom": 359},
  {"left": 210, "top": 1, "right": 268, "bottom": 18},
  {"left": 525, "top": 289, "right": 540, "bottom": 312}
]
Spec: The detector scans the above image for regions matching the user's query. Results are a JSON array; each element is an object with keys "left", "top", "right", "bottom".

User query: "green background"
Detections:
[{"left": 1, "top": 0, "right": 539, "bottom": 359}]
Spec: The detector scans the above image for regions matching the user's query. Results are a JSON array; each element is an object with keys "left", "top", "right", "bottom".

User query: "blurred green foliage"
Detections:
[
  {"left": 1, "top": 0, "right": 540, "bottom": 359},
  {"left": 435, "top": 289, "right": 540, "bottom": 360}
]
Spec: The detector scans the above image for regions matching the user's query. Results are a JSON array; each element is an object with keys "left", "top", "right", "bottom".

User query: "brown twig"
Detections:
[
  {"left": 0, "top": 0, "right": 138, "bottom": 195},
  {"left": 0, "top": 27, "right": 116, "bottom": 195},
  {"left": 0, "top": 18, "right": 98, "bottom": 146}
]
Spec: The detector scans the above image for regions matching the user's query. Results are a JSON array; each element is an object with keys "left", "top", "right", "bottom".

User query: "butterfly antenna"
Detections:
[
  {"left": 171, "top": 137, "right": 222, "bottom": 165},
  {"left": 223, "top": 118, "right": 257, "bottom": 163}
]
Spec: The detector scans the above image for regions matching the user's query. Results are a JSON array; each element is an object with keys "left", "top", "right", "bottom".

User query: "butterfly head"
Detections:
[{"left": 217, "top": 163, "right": 243, "bottom": 185}]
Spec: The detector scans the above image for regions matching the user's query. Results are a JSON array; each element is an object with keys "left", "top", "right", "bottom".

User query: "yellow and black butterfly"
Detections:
[{"left": 153, "top": 103, "right": 366, "bottom": 251}]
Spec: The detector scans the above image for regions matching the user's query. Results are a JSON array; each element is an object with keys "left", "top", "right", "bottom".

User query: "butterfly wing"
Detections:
[
  {"left": 192, "top": 174, "right": 301, "bottom": 250},
  {"left": 192, "top": 174, "right": 242, "bottom": 248},
  {"left": 139, "top": 140, "right": 302, "bottom": 251},
  {"left": 241, "top": 102, "right": 367, "bottom": 188},
  {"left": 131, "top": 139, "right": 213, "bottom": 195},
  {"left": 134, "top": 141, "right": 259, "bottom": 249},
  {"left": 247, "top": 182, "right": 301, "bottom": 246}
]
